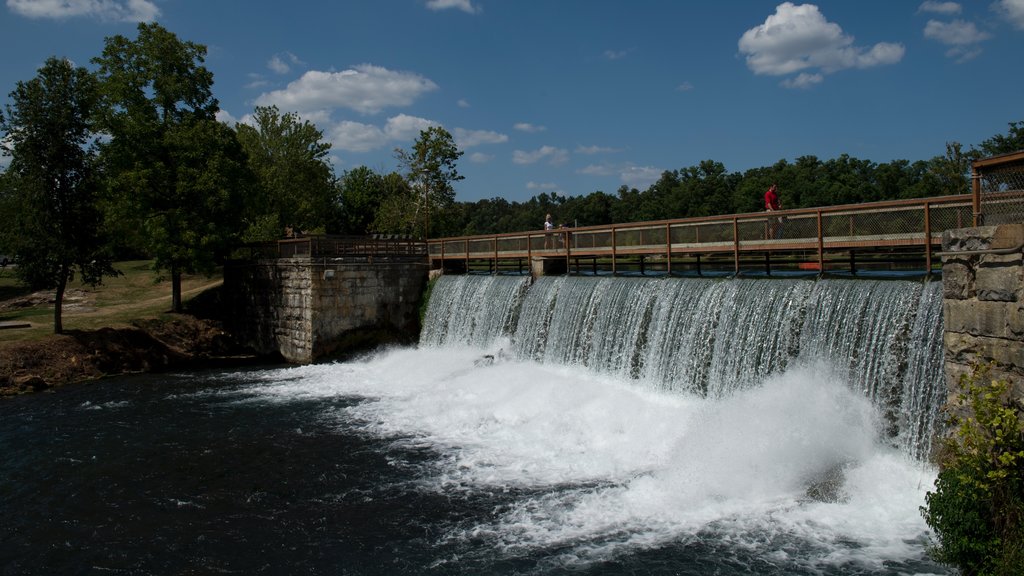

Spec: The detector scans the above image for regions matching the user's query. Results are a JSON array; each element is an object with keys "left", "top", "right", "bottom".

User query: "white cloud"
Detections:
[
  {"left": 328, "top": 114, "right": 438, "bottom": 152},
  {"left": 576, "top": 145, "right": 619, "bottom": 155},
  {"left": 738, "top": 2, "right": 904, "bottom": 85},
  {"left": 216, "top": 109, "right": 240, "bottom": 125},
  {"left": 995, "top": 0, "right": 1024, "bottom": 30},
  {"left": 604, "top": 49, "right": 631, "bottom": 60},
  {"left": 514, "top": 122, "right": 547, "bottom": 133},
  {"left": 457, "top": 99, "right": 471, "bottom": 108},
  {"left": 676, "top": 81, "right": 695, "bottom": 92},
  {"left": 426, "top": 0, "right": 479, "bottom": 14},
  {"left": 527, "top": 181, "right": 562, "bottom": 192},
  {"left": 620, "top": 165, "right": 662, "bottom": 190},
  {"left": 267, "top": 52, "right": 303, "bottom": 75},
  {"left": 782, "top": 71, "right": 823, "bottom": 88},
  {"left": 454, "top": 128, "right": 508, "bottom": 148},
  {"left": 578, "top": 162, "right": 662, "bottom": 190},
  {"left": 254, "top": 65, "right": 438, "bottom": 115},
  {"left": 578, "top": 164, "right": 616, "bottom": 176},
  {"left": 7, "top": 0, "right": 159, "bottom": 21},
  {"left": 513, "top": 145, "right": 569, "bottom": 166},
  {"left": 919, "top": 1, "right": 962, "bottom": 14},
  {"left": 383, "top": 114, "right": 438, "bottom": 141},
  {"left": 469, "top": 152, "right": 493, "bottom": 163},
  {"left": 924, "top": 19, "right": 993, "bottom": 44},
  {"left": 330, "top": 121, "right": 388, "bottom": 153}
]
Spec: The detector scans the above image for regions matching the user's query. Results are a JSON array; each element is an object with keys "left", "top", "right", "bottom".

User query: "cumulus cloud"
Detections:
[
  {"left": 329, "top": 114, "right": 438, "bottom": 152},
  {"left": 620, "top": 165, "right": 662, "bottom": 190},
  {"left": 514, "top": 122, "right": 547, "bottom": 133},
  {"left": 995, "top": 0, "right": 1024, "bottom": 30},
  {"left": 924, "top": 19, "right": 992, "bottom": 44},
  {"left": 7, "top": 0, "right": 159, "bottom": 21},
  {"left": 426, "top": 0, "right": 479, "bottom": 14},
  {"left": 469, "top": 152, "right": 493, "bottom": 163},
  {"left": 577, "top": 162, "right": 662, "bottom": 190},
  {"left": 216, "top": 109, "right": 240, "bottom": 126},
  {"left": 576, "top": 145, "right": 619, "bottom": 155},
  {"left": 526, "top": 181, "right": 561, "bottom": 191},
  {"left": 676, "top": 81, "right": 695, "bottom": 92},
  {"left": 923, "top": 19, "right": 992, "bottom": 61},
  {"left": 738, "top": 2, "right": 904, "bottom": 86},
  {"left": 782, "top": 71, "right": 823, "bottom": 88},
  {"left": 454, "top": 128, "right": 508, "bottom": 149},
  {"left": 918, "top": 1, "right": 962, "bottom": 14},
  {"left": 513, "top": 145, "right": 569, "bottom": 166},
  {"left": 254, "top": 65, "right": 438, "bottom": 115},
  {"left": 267, "top": 52, "right": 303, "bottom": 75},
  {"left": 457, "top": 98, "right": 471, "bottom": 108}
]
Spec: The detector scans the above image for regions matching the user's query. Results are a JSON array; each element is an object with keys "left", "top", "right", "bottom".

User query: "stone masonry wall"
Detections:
[
  {"left": 942, "top": 224, "right": 1024, "bottom": 401},
  {"left": 224, "top": 258, "right": 427, "bottom": 363}
]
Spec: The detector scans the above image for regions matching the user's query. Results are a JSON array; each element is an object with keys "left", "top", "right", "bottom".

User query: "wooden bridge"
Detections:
[
  {"left": 428, "top": 153, "right": 1024, "bottom": 275},
  {"left": 428, "top": 195, "right": 981, "bottom": 276}
]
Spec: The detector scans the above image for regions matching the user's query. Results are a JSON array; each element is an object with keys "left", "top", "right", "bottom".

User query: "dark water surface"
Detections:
[{"left": 1, "top": 366, "right": 951, "bottom": 576}]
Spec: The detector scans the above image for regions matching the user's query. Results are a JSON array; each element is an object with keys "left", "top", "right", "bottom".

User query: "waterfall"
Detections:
[{"left": 421, "top": 273, "right": 945, "bottom": 460}]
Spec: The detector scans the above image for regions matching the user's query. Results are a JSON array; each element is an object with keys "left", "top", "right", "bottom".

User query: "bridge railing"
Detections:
[
  {"left": 428, "top": 194, "right": 983, "bottom": 272},
  {"left": 973, "top": 150, "right": 1024, "bottom": 225},
  {"left": 239, "top": 235, "right": 427, "bottom": 260}
]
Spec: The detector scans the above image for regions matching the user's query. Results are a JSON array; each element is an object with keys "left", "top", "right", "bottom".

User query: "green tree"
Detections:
[
  {"left": 929, "top": 142, "right": 971, "bottom": 197},
  {"left": 0, "top": 57, "right": 117, "bottom": 333},
  {"left": 338, "top": 165, "right": 385, "bottom": 235},
  {"left": 394, "top": 126, "right": 464, "bottom": 238},
  {"left": 975, "top": 120, "right": 1024, "bottom": 158},
  {"left": 235, "top": 105, "right": 339, "bottom": 240},
  {"left": 93, "top": 22, "right": 244, "bottom": 312}
]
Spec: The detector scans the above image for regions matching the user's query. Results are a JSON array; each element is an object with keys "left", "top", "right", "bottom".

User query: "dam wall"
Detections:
[
  {"left": 224, "top": 258, "right": 428, "bottom": 363},
  {"left": 942, "top": 224, "right": 1024, "bottom": 401}
]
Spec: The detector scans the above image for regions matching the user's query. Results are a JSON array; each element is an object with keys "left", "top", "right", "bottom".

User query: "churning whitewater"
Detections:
[{"left": 236, "top": 273, "right": 949, "bottom": 573}]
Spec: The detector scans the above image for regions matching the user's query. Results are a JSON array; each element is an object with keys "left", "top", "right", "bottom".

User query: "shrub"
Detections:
[{"left": 922, "top": 364, "right": 1024, "bottom": 576}]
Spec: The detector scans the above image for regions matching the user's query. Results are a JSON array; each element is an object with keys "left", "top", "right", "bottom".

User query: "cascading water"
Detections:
[
  {"left": 1, "top": 273, "right": 952, "bottom": 575},
  {"left": 422, "top": 273, "right": 946, "bottom": 460}
]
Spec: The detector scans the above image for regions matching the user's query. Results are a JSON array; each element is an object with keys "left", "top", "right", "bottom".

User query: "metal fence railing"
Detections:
[
  {"left": 239, "top": 235, "right": 427, "bottom": 260},
  {"left": 427, "top": 194, "right": 980, "bottom": 273},
  {"left": 974, "top": 151, "right": 1024, "bottom": 225}
]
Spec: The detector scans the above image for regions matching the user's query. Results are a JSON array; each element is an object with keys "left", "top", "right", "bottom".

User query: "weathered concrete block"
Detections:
[
  {"left": 943, "top": 300, "right": 1011, "bottom": 338},
  {"left": 976, "top": 258, "right": 1022, "bottom": 302},
  {"left": 941, "top": 259, "right": 974, "bottom": 300}
]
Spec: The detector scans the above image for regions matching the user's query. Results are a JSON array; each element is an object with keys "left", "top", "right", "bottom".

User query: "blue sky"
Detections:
[{"left": 1, "top": 0, "right": 1022, "bottom": 202}]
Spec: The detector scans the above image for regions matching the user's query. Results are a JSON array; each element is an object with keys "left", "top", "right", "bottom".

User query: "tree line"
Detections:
[{"left": 0, "top": 22, "right": 1022, "bottom": 332}]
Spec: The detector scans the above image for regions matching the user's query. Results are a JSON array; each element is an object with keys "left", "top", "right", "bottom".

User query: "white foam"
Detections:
[{"left": 240, "top": 347, "right": 940, "bottom": 570}]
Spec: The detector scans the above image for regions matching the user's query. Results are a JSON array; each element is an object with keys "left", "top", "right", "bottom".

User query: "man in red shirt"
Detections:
[
  {"left": 764, "top": 183, "right": 780, "bottom": 211},
  {"left": 764, "top": 184, "right": 782, "bottom": 239}
]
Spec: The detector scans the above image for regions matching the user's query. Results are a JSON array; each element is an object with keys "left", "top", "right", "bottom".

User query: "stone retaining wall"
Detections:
[
  {"left": 224, "top": 258, "right": 428, "bottom": 363},
  {"left": 942, "top": 224, "right": 1024, "bottom": 400}
]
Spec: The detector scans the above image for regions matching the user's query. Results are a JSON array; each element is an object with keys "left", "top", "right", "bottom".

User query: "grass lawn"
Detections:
[{"left": 0, "top": 260, "right": 222, "bottom": 343}]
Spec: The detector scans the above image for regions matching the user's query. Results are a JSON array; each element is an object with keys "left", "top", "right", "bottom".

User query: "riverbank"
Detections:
[{"left": 0, "top": 314, "right": 257, "bottom": 396}]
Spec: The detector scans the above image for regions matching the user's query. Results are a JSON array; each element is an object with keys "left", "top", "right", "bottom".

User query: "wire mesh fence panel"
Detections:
[
  {"left": 979, "top": 164, "right": 1024, "bottom": 225},
  {"left": 692, "top": 221, "right": 734, "bottom": 244},
  {"left": 929, "top": 203, "right": 973, "bottom": 235},
  {"left": 496, "top": 236, "right": 528, "bottom": 253},
  {"left": 468, "top": 239, "right": 493, "bottom": 255}
]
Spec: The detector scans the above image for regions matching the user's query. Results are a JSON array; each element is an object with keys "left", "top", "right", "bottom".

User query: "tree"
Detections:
[
  {"left": 929, "top": 141, "right": 971, "bottom": 197},
  {"left": 338, "top": 166, "right": 385, "bottom": 235},
  {"left": 93, "top": 23, "right": 245, "bottom": 312},
  {"left": 975, "top": 120, "right": 1024, "bottom": 158},
  {"left": 0, "top": 57, "right": 118, "bottom": 333},
  {"left": 394, "top": 126, "right": 464, "bottom": 238},
  {"left": 235, "top": 105, "right": 339, "bottom": 240}
]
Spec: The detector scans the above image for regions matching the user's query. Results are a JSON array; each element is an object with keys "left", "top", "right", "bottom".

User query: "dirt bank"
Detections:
[{"left": 0, "top": 315, "right": 256, "bottom": 396}]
